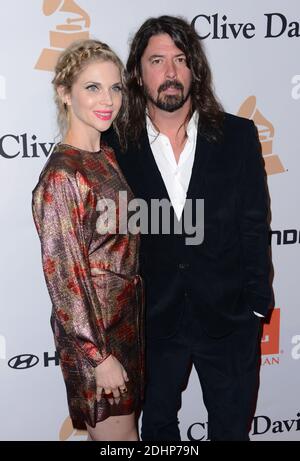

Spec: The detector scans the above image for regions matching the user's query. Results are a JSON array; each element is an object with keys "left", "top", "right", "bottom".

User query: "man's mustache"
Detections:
[{"left": 158, "top": 80, "right": 184, "bottom": 93}]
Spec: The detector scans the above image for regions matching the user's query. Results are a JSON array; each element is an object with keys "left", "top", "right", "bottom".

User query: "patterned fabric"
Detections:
[{"left": 32, "top": 143, "right": 144, "bottom": 429}]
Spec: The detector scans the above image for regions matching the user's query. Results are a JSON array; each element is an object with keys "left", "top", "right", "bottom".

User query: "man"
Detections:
[{"left": 106, "top": 15, "right": 271, "bottom": 441}]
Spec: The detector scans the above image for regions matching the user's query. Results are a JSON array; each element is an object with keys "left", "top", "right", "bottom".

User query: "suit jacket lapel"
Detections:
[
  {"left": 186, "top": 125, "right": 221, "bottom": 199},
  {"left": 137, "top": 131, "right": 171, "bottom": 202}
]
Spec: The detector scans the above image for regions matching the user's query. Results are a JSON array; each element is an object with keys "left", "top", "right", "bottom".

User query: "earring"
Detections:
[{"left": 64, "top": 103, "right": 71, "bottom": 127}]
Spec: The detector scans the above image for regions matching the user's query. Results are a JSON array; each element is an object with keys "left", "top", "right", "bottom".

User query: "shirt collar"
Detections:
[{"left": 146, "top": 111, "right": 199, "bottom": 139}]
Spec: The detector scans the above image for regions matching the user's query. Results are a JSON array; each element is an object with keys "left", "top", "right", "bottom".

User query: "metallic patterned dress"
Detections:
[{"left": 32, "top": 143, "right": 144, "bottom": 429}]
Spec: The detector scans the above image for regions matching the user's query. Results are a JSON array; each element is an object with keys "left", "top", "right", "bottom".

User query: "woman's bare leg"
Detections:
[{"left": 86, "top": 412, "right": 138, "bottom": 441}]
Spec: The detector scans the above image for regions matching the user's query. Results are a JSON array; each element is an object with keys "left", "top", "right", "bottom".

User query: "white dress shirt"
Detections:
[{"left": 146, "top": 111, "right": 198, "bottom": 221}]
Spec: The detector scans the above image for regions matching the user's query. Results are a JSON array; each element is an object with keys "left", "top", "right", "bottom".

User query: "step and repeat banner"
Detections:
[{"left": 0, "top": 0, "right": 299, "bottom": 441}]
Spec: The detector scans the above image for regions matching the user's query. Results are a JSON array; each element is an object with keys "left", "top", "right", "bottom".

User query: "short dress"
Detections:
[{"left": 32, "top": 142, "right": 144, "bottom": 429}]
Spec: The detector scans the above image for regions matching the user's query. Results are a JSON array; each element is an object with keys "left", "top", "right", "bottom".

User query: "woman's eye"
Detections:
[
  {"left": 112, "top": 85, "right": 122, "bottom": 93},
  {"left": 86, "top": 84, "right": 98, "bottom": 92}
]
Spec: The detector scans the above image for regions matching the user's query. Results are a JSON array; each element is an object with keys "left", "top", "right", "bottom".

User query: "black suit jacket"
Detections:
[{"left": 104, "top": 113, "right": 272, "bottom": 338}]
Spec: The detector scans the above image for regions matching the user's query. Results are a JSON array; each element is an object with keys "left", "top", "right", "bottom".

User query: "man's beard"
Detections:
[{"left": 144, "top": 79, "right": 190, "bottom": 112}]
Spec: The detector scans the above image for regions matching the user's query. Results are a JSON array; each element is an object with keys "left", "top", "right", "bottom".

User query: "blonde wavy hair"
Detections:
[{"left": 52, "top": 39, "right": 128, "bottom": 148}]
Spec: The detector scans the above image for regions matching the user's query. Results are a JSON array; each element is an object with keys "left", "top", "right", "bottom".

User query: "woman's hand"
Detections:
[{"left": 95, "top": 355, "right": 129, "bottom": 404}]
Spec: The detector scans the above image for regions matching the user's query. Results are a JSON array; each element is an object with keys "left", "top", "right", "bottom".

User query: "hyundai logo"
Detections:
[{"left": 8, "top": 354, "right": 39, "bottom": 369}]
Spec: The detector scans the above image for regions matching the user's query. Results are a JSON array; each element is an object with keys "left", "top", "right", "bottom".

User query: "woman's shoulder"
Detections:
[
  {"left": 33, "top": 145, "right": 84, "bottom": 197},
  {"left": 41, "top": 144, "right": 84, "bottom": 179},
  {"left": 51, "top": 143, "right": 84, "bottom": 168}
]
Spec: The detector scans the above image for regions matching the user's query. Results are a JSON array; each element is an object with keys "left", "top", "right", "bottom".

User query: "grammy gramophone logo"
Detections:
[
  {"left": 238, "top": 96, "right": 285, "bottom": 175},
  {"left": 59, "top": 416, "right": 87, "bottom": 441},
  {"left": 35, "top": 0, "right": 91, "bottom": 72}
]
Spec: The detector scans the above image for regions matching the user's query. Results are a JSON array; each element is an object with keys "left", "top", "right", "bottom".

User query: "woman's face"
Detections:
[{"left": 64, "top": 59, "right": 123, "bottom": 136}]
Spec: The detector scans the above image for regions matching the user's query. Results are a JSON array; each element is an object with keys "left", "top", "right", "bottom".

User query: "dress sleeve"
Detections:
[{"left": 32, "top": 168, "right": 111, "bottom": 367}]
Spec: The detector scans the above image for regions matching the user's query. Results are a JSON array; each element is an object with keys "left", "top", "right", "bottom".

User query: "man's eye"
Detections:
[{"left": 151, "top": 59, "right": 162, "bottom": 65}]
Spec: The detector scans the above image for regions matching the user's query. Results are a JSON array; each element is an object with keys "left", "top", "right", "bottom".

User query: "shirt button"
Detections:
[{"left": 179, "top": 263, "right": 190, "bottom": 270}]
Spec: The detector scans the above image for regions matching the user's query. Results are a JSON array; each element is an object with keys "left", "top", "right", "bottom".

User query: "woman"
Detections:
[{"left": 32, "top": 39, "right": 144, "bottom": 441}]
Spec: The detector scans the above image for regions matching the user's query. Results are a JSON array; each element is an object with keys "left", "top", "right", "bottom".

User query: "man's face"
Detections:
[{"left": 140, "top": 33, "right": 192, "bottom": 113}]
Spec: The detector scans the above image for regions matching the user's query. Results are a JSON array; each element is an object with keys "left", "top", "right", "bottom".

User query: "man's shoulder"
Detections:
[
  {"left": 102, "top": 127, "right": 148, "bottom": 158},
  {"left": 222, "top": 112, "right": 255, "bottom": 134},
  {"left": 102, "top": 127, "right": 120, "bottom": 151}
]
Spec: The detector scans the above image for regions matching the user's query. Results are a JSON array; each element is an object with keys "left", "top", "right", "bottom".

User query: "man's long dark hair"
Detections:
[{"left": 126, "top": 15, "right": 224, "bottom": 144}]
